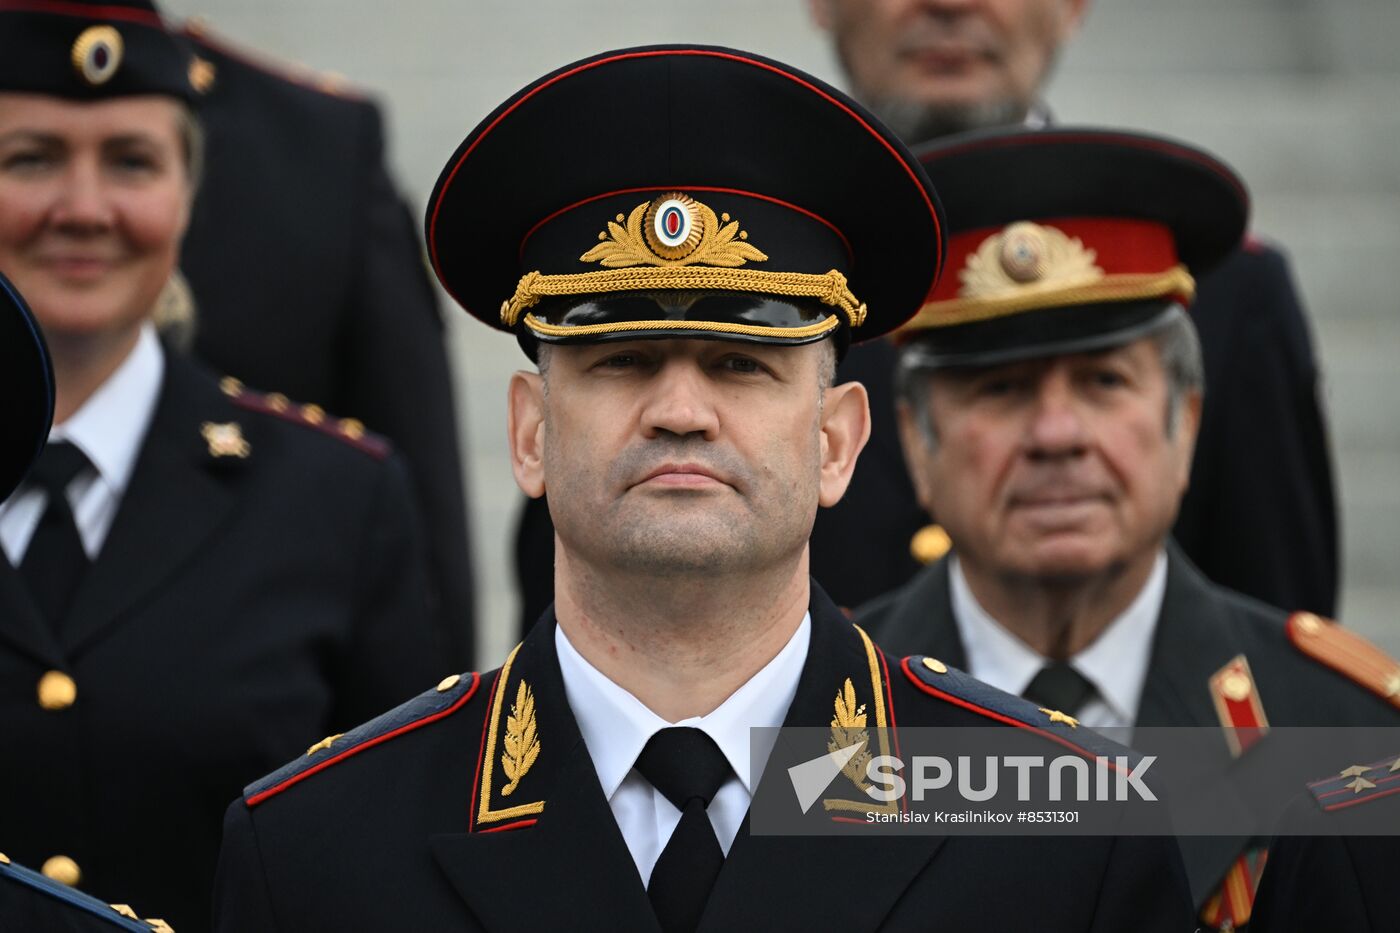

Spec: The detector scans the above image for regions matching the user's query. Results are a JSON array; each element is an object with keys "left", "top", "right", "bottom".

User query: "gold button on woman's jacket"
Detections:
[{"left": 37, "top": 671, "right": 77, "bottom": 710}]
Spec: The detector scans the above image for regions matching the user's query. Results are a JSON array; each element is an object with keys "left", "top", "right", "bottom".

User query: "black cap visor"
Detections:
[{"left": 900, "top": 299, "right": 1184, "bottom": 371}]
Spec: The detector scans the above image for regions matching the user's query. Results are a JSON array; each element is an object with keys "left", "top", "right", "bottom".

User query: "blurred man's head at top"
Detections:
[{"left": 809, "top": 0, "right": 1090, "bottom": 143}]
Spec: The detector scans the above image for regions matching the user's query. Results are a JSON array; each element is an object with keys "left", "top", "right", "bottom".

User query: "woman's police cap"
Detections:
[
  {"left": 0, "top": 272, "right": 55, "bottom": 502},
  {"left": 426, "top": 45, "right": 947, "bottom": 357},
  {"left": 898, "top": 126, "right": 1248, "bottom": 369},
  {"left": 0, "top": 0, "right": 197, "bottom": 102}
]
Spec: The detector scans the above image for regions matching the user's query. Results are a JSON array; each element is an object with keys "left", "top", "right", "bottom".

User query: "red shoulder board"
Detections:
[
  {"left": 219, "top": 377, "right": 390, "bottom": 459},
  {"left": 245, "top": 672, "right": 479, "bottom": 807},
  {"left": 1287, "top": 612, "right": 1400, "bottom": 710}
]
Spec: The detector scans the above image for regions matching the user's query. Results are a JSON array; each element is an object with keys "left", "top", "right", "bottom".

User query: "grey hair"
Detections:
[
  {"left": 1151, "top": 306, "right": 1206, "bottom": 435},
  {"left": 896, "top": 305, "right": 1206, "bottom": 450}
]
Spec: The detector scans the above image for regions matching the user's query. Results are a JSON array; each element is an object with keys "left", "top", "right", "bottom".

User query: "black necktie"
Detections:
[
  {"left": 19, "top": 442, "right": 92, "bottom": 626},
  {"left": 1023, "top": 662, "right": 1096, "bottom": 717},
  {"left": 634, "top": 727, "right": 733, "bottom": 933}
]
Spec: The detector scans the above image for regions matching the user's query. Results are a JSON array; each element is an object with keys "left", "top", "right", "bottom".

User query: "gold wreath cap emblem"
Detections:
[{"left": 72, "top": 25, "right": 124, "bottom": 87}]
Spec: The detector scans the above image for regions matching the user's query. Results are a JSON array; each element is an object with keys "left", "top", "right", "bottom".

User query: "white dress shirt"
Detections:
[
  {"left": 0, "top": 325, "right": 164, "bottom": 564},
  {"left": 556, "top": 613, "right": 811, "bottom": 886},
  {"left": 950, "top": 551, "right": 1167, "bottom": 729}
]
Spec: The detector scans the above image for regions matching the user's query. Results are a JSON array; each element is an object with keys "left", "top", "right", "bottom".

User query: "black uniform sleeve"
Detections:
[
  {"left": 1088, "top": 835, "right": 1195, "bottom": 932},
  {"left": 1174, "top": 244, "right": 1338, "bottom": 616},
  {"left": 340, "top": 100, "right": 476, "bottom": 668},
  {"left": 213, "top": 802, "right": 282, "bottom": 933},
  {"left": 332, "top": 453, "right": 445, "bottom": 728}
]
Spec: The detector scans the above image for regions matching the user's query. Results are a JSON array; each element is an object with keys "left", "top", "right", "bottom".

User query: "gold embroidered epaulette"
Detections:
[
  {"left": 179, "top": 19, "right": 368, "bottom": 100},
  {"left": 245, "top": 672, "right": 479, "bottom": 808},
  {"left": 218, "top": 377, "right": 390, "bottom": 459},
  {"left": 1286, "top": 612, "right": 1400, "bottom": 710}
]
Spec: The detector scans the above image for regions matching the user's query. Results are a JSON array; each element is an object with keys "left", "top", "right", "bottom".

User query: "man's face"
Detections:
[
  {"left": 900, "top": 338, "right": 1198, "bottom": 583},
  {"left": 509, "top": 339, "right": 868, "bottom": 578},
  {"left": 811, "top": 0, "right": 1089, "bottom": 141}
]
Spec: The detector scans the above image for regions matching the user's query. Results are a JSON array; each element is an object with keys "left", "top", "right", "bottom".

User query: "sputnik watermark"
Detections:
[{"left": 789, "top": 747, "right": 1157, "bottom": 815}]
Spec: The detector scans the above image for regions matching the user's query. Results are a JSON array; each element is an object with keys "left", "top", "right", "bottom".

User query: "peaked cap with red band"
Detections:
[
  {"left": 426, "top": 45, "right": 946, "bottom": 358},
  {"left": 0, "top": 272, "right": 55, "bottom": 501},
  {"left": 0, "top": 0, "right": 197, "bottom": 102},
  {"left": 898, "top": 126, "right": 1248, "bottom": 368}
]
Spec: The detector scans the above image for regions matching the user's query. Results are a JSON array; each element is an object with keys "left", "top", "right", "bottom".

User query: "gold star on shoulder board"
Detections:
[
  {"left": 1346, "top": 776, "right": 1377, "bottom": 794},
  {"left": 305, "top": 733, "right": 344, "bottom": 757},
  {"left": 1339, "top": 765, "right": 1371, "bottom": 778},
  {"left": 1039, "top": 708, "right": 1079, "bottom": 728},
  {"left": 201, "top": 421, "right": 250, "bottom": 459}
]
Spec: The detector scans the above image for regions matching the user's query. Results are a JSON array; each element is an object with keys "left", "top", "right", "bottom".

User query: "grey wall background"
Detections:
[{"left": 158, "top": 0, "right": 1400, "bottom": 667}]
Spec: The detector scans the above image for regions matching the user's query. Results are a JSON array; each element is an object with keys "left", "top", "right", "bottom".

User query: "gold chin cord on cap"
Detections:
[{"left": 498, "top": 193, "right": 868, "bottom": 332}]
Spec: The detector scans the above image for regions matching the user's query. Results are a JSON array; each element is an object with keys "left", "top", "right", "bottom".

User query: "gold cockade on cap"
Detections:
[
  {"left": 500, "top": 191, "right": 867, "bottom": 337},
  {"left": 960, "top": 222, "right": 1104, "bottom": 301}
]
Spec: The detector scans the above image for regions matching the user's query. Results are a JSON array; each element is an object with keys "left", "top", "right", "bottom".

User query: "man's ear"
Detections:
[
  {"left": 896, "top": 399, "right": 937, "bottom": 514},
  {"left": 508, "top": 371, "right": 547, "bottom": 499},
  {"left": 817, "top": 379, "right": 871, "bottom": 507},
  {"left": 807, "top": 0, "right": 836, "bottom": 31},
  {"left": 1060, "top": 0, "right": 1093, "bottom": 41}
]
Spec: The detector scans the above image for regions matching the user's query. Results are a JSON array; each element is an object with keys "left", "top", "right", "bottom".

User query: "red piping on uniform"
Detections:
[
  {"left": 830, "top": 816, "right": 867, "bottom": 825},
  {"left": 427, "top": 48, "right": 943, "bottom": 314},
  {"left": 875, "top": 646, "right": 906, "bottom": 814},
  {"left": 0, "top": 0, "right": 165, "bottom": 26},
  {"left": 899, "top": 657, "right": 1132, "bottom": 775},
  {"left": 478, "top": 818, "right": 539, "bottom": 833},
  {"left": 1313, "top": 772, "right": 1400, "bottom": 804},
  {"left": 1321, "top": 783, "right": 1400, "bottom": 812},
  {"left": 923, "top": 132, "right": 1249, "bottom": 206},
  {"left": 245, "top": 672, "right": 480, "bottom": 808},
  {"left": 518, "top": 185, "right": 853, "bottom": 264},
  {"left": 468, "top": 667, "right": 506, "bottom": 832}
]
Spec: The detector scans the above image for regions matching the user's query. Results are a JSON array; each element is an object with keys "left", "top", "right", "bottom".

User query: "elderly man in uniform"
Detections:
[
  {"left": 856, "top": 126, "right": 1400, "bottom": 930},
  {"left": 214, "top": 47, "right": 1192, "bottom": 932},
  {"left": 791, "top": 0, "right": 1338, "bottom": 617}
]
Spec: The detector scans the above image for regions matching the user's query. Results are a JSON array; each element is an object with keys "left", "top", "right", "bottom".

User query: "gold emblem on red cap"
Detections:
[
  {"left": 72, "top": 26, "right": 124, "bottom": 87},
  {"left": 962, "top": 222, "right": 1103, "bottom": 300}
]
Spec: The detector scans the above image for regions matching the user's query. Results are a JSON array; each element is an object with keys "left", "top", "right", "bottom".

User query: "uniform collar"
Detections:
[
  {"left": 950, "top": 550, "right": 1167, "bottom": 724},
  {"left": 555, "top": 612, "right": 811, "bottom": 800},
  {"left": 49, "top": 324, "right": 164, "bottom": 499}
]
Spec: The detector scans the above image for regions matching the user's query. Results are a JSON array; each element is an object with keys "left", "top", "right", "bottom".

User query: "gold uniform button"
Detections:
[
  {"left": 921, "top": 657, "right": 948, "bottom": 675},
  {"left": 37, "top": 671, "right": 77, "bottom": 710},
  {"left": 436, "top": 674, "right": 461, "bottom": 692},
  {"left": 0, "top": 852, "right": 10, "bottom": 865},
  {"left": 42, "top": 855, "right": 81, "bottom": 886}
]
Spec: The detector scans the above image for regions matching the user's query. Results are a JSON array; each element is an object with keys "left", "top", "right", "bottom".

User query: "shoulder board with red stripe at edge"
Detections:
[
  {"left": 1286, "top": 612, "right": 1400, "bottom": 710},
  {"left": 244, "top": 672, "right": 480, "bottom": 808},
  {"left": 901, "top": 655, "right": 1144, "bottom": 766},
  {"left": 178, "top": 20, "right": 367, "bottom": 101},
  {"left": 1303, "top": 751, "right": 1400, "bottom": 813},
  {"left": 218, "top": 376, "right": 390, "bottom": 460}
]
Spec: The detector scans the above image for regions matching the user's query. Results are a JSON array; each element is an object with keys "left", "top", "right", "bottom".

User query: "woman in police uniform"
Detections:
[{"left": 0, "top": 3, "right": 442, "bottom": 930}]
